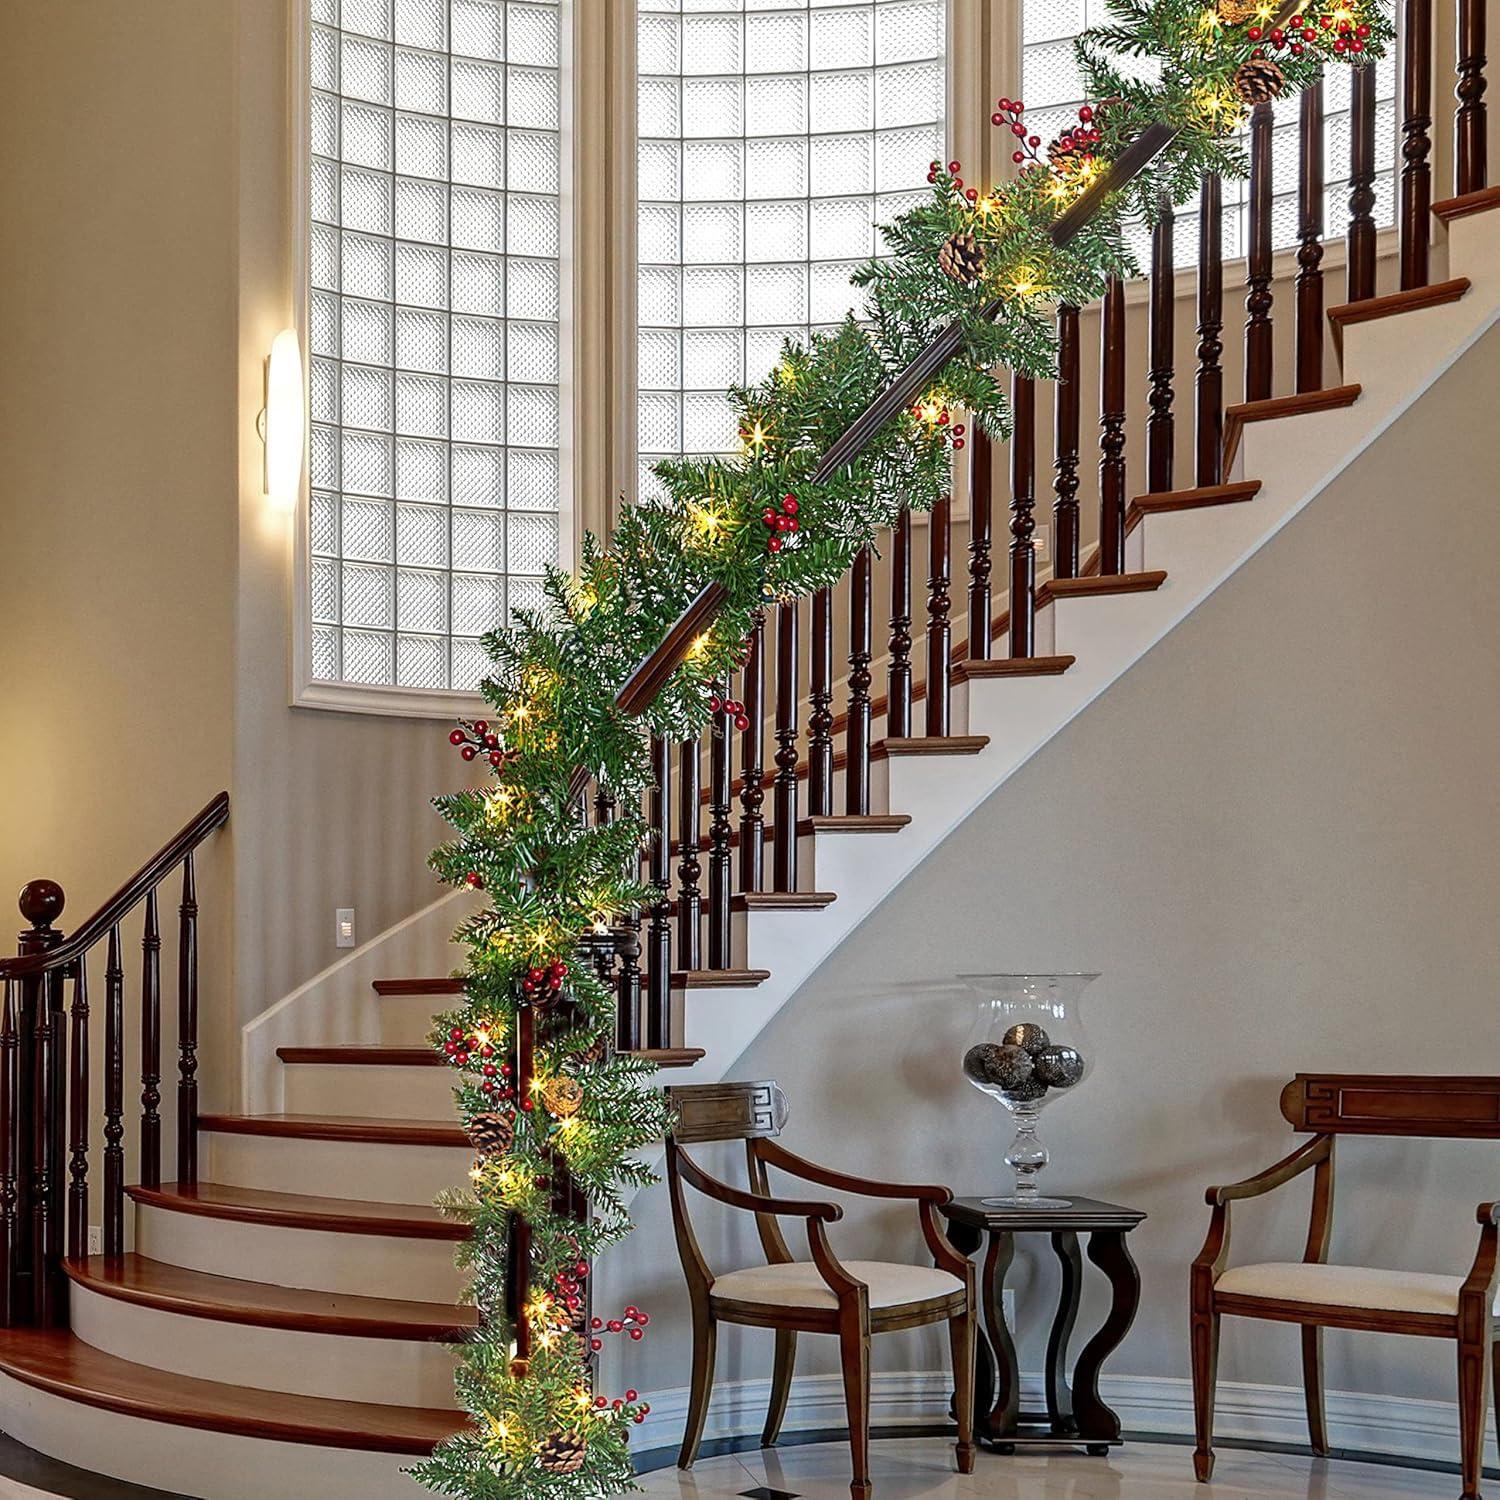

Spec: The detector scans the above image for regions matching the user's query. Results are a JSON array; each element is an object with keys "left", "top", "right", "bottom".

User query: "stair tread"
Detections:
[
  {"left": 277, "top": 1046, "right": 442, "bottom": 1067},
  {"left": 877, "top": 735, "right": 989, "bottom": 756},
  {"left": 730, "top": 891, "right": 838, "bottom": 911},
  {"left": 1432, "top": 185, "right": 1500, "bottom": 222},
  {"left": 628, "top": 1048, "right": 706, "bottom": 1067},
  {"left": 63, "top": 1253, "right": 476, "bottom": 1340},
  {"left": 126, "top": 1182, "right": 468, "bottom": 1240},
  {"left": 198, "top": 1113, "right": 464, "bottom": 1147},
  {"left": 800, "top": 814, "right": 911, "bottom": 833},
  {"left": 372, "top": 977, "right": 463, "bottom": 996},
  {"left": 956, "top": 654, "right": 1075, "bottom": 681},
  {"left": 0, "top": 1327, "right": 462, "bottom": 1454},
  {"left": 1222, "top": 384, "right": 1361, "bottom": 472},
  {"left": 671, "top": 968, "right": 771, "bottom": 988},
  {"left": 1327, "top": 276, "right": 1470, "bottom": 328},
  {"left": 1131, "top": 481, "right": 1262, "bottom": 512},
  {"left": 1037, "top": 571, "right": 1167, "bottom": 608}
]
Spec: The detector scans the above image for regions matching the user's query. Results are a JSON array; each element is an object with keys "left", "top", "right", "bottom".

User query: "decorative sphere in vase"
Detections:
[{"left": 959, "top": 973, "right": 1099, "bottom": 1209}]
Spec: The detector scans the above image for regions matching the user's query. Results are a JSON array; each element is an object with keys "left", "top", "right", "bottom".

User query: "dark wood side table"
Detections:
[{"left": 940, "top": 1195, "right": 1146, "bottom": 1455}]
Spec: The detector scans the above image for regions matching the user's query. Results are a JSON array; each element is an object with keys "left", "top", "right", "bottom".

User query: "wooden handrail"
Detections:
[{"left": 0, "top": 792, "right": 229, "bottom": 981}]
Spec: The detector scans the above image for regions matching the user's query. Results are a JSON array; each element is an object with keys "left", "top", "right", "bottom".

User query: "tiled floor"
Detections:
[{"left": 635, "top": 1436, "right": 1466, "bottom": 1499}]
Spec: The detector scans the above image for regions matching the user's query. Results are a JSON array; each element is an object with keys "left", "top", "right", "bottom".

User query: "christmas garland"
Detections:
[{"left": 415, "top": 3, "right": 1391, "bottom": 1495}]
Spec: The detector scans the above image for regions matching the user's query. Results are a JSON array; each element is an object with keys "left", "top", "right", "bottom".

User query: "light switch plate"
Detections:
[{"left": 336, "top": 908, "right": 356, "bottom": 948}]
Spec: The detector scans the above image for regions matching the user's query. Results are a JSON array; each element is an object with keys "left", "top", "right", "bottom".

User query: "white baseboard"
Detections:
[{"left": 633, "top": 1367, "right": 1488, "bottom": 1470}]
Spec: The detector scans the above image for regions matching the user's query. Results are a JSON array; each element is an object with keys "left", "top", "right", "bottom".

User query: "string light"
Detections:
[{"left": 740, "top": 419, "right": 770, "bottom": 456}]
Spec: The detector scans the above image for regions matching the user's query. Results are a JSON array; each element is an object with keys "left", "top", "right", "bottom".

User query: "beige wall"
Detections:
[{"left": 602, "top": 323, "right": 1500, "bottom": 1417}]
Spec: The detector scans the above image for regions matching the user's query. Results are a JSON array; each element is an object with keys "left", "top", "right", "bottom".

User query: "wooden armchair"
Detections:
[
  {"left": 665, "top": 1081, "right": 977, "bottom": 1500},
  {"left": 1191, "top": 1075, "right": 1500, "bottom": 1499}
]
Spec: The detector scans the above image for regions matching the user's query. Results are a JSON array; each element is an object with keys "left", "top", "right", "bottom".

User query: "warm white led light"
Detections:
[{"left": 264, "top": 328, "right": 304, "bottom": 509}]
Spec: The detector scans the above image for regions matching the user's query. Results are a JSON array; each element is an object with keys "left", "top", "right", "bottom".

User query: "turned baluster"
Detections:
[
  {"left": 738, "top": 612, "right": 766, "bottom": 893},
  {"left": 706, "top": 684, "right": 733, "bottom": 970},
  {"left": 675, "top": 738, "right": 701, "bottom": 971},
  {"left": 1009, "top": 375, "right": 1037, "bottom": 659},
  {"left": 1348, "top": 63, "right": 1379, "bottom": 301},
  {"left": 1098, "top": 278, "right": 1127, "bottom": 575},
  {"left": 1401, "top": 0, "right": 1434, "bottom": 290},
  {"left": 1147, "top": 192, "right": 1175, "bottom": 494},
  {"left": 772, "top": 603, "right": 800, "bottom": 892},
  {"left": 139, "top": 890, "right": 161, "bottom": 1189},
  {"left": 967, "top": 430, "right": 993, "bottom": 657},
  {"left": 510, "top": 1005, "right": 535, "bottom": 1358},
  {"left": 0, "top": 979, "right": 17, "bottom": 1326},
  {"left": 845, "top": 547, "right": 874, "bottom": 816},
  {"left": 104, "top": 925, "right": 124, "bottom": 1258},
  {"left": 66, "top": 959, "right": 88, "bottom": 1266},
  {"left": 1297, "top": 74, "right": 1326, "bottom": 394},
  {"left": 614, "top": 913, "right": 642, "bottom": 1053},
  {"left": 925, "top": 494, "right": 952, "bottom": 734},
  {"left": 808, "top": 589, "right": 834, "bottom": 816},
  {"left": 1456, "top": 0, "right": 1488, "bottom": 195},
  {"left": 177, "top": 852, "right": 199, "bottom": 1186},
  {"left": 887, "top": 510, "right": 913, "bottom": 737},
  {"left": 1245, "top": 101, "right": 1275, "bottom": 403},
  {"left": 1053, "top": 304, "right": 1082, "bottom": 578},
  {"left": 646, "top": 735, "right": 672, "bottom": 1047},
  {"left": 1195, "top": 175, "right": 1225, "bottom": 486},
  {"left": 30, "top": 949, "right": 58, "bottom": 1325}
]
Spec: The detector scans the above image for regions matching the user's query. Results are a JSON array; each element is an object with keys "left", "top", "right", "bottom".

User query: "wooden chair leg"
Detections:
[
  {"left": 949, "top": 1302, "right": 977, "bottom": 1475},
  {"left": 1493, "top": 1341, "right": 1500, "bottom": 1466},
  {"left": 1190, "top": 1289, "right": 1220, "bottom": 1483},
  {"left": 839, "top": 1308, "right": 872, "bottom": 1500},
  {"left": 678, "top": 1305, "right": 717, "bottom": 1470},
  {"left": 762, "top": 1328, "right": 797, "bottom": 1448},
  {"left": 1301, "top": 1325, "right": 1329, "bottom": 1456},
  {"left": 1458, "top": 1329, "right": 1490, "bottom": 1500}
]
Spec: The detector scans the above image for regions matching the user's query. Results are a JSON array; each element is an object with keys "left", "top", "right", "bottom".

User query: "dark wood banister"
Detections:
[{"left": 0, "top": 792, "right": 231, "bottom": 981}]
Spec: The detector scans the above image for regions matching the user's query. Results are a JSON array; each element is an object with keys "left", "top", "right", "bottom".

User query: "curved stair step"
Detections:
[
  {"left": 127, "top": 1182, "right": 468, "bottom": 1241},
  {"left": 63, "top": 1253, "right": 475, "bottom": 1340},
  {"left": 200, "top": 1113, "right": 465, "bottom": 1148}
]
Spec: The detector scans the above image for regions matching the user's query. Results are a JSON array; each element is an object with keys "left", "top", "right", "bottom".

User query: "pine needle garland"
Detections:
[{"left": 415, "top": 4, "right": 1392, "bottom": 1496}]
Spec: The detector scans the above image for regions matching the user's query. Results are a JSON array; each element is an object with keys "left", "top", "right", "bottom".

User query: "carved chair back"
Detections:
[{"left": 1281, "top": 1075, "right": 1500, "bottom": 1139}]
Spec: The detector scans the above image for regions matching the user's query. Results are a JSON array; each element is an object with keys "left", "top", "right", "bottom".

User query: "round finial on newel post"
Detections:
[{"left": 18, "top": 879, "right": 65, "bottom": 932}]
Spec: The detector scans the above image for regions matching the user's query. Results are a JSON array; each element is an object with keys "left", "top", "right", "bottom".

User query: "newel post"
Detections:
[{"left": 16, "top": 880, "right": 65, "bottom": 1327}]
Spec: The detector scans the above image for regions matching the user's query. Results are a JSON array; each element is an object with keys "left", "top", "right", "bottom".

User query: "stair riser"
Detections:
[
  {"left": 135, "top": 1203, "right": 466, "bottom": 1302},
  {"left": 282, "top": 1062, "right": 459, "bottom": 1120},
  {"left": 70, "top": 1284, "right": 459, "bottom": 1410},
  {"left": 0, "top": 1373, "right": 431, "bottom": 1500},
  {"left": 379, "top": 992, "right": 455, "bottom": 1047},
  {"left": 206, "top": 1131, "right": 469, "bottom": 1205}
]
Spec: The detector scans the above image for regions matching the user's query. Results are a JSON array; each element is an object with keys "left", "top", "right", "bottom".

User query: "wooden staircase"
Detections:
[{"left": 1, "top": 80, "right": 1498, "bottom": 1500}]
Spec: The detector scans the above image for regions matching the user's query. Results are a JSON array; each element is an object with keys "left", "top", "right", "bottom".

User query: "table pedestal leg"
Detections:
[
  {"left": 1045, "top": 1231, "right": 1082, "bottom": 1435},
  {"left": 942, "top": 1220, "right": 993, "bottom": 1429},
  {"left": 1072, "top": 1229, "right": 1142, "bottom": 1452},
  {"left": 982, "top": 1231, "right": 1019, "bottom": 1442}
]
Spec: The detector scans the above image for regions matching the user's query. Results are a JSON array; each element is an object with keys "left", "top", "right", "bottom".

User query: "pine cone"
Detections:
[
  {"left": 569, "top": 1035, "right": 608, "bottom": 1068},
  {"left": 1216, "top": 0, "right": 1261, "bottom": 21},
  {"left": 937, "top": 230, "right": 986, "bottom": 286},
  {"left": 1234, "top": 56, "right": 1287, "bottom": 104},
  {"left": 537, "top": 1429, "right": 588, "bottom": 1474},
  {"left": 541, "top": 1075, "right": 584, "bottom": 1119},
  {"left": 466, "top": 1111, "right": 514, "bottom": 1156}
]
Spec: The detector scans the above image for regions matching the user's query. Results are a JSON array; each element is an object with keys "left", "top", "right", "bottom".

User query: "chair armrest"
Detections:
[
  {"left": 675, "top": 1147, "right": 843, "bottom": 1222},
  {"left": 754, "top": 1138, "right": 952, "bottom": 1204},
  {"left": 1204, "top": 1135, "right": 1332, "bottom": 1206},
  {"left": 1478, "top": 1202, "right": 1500, "bottom": 1226}
]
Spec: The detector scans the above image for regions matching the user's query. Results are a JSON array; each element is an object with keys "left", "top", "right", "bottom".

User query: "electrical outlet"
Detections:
[
  {"left": 87, "top": 1226, "right": 102, "bottom": 1256},
  {"left": 335, "top": 908, "right": 356, "bottom": 948}
]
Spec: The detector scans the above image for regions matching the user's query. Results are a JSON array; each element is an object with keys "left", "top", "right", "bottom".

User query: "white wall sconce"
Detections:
[{"left": 259, "top": 328, "right": 305, "bottom": 508}]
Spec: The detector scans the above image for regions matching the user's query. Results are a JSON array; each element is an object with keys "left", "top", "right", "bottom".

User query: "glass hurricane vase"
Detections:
[{"left": 959, "top": 973, "right": 1099, "bottom": 1209}]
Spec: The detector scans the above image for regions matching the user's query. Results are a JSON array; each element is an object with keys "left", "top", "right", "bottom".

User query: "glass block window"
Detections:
[
  {"left": 636, "top": 0, "right": 947, "bottom": 500},
  {"left": 1022, "top": 0, "right": 1398, "bottom": 267},
  {"left": 307, "top": 0, "right": 564, "bottom": 692}
]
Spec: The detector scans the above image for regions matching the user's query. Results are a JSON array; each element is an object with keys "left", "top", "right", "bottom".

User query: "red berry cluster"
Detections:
[
  {"left": 447, "top": 718, "right": 513, "bottom": 770},
  {"left": 926, "top": 158, "right": 980, "bottom": 205},
  {"left": 990, "top": 98, "right": 1047, "bottom": 169},
  {"left": 443, "top": 1025, "right": 512, "bottom": 1102},
  {"left": 1249, "top": 10, "right": 1371, "bottom": 55},
  {"left": 1053, "top": 103, "right": 1102, "bottom": 162},
  {"left": 762, "top": 492, "right": 800, "bottom": 555},
  {"left": 521, "top": 957, "right": 569, "bottom": 1006},
  {"left": 554, "top": 1256, "right": 590, "bottom": 1320},
  {"left": 910, "top": 404, "right": 968, "bottom": 453},
  {"left": 588, "top": 1304, "right": 651, "bottom": 1354},
  {"left": 708, "top": 692, "right": 751, "bottom": 734}
]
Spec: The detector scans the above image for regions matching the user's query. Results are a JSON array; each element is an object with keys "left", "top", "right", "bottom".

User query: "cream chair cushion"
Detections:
[
  {"left": 1216, "top": 1262, "right": 1500, "bottom": 1317},
  {"left": 711, "top": 1260, "right": 963, "bottom": 1311}
]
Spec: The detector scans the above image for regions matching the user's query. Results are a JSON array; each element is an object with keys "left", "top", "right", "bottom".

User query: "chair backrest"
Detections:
[
  {"left": 1281, "top": 1074, "right": 1500, "bottom": 1139},
  {"left": 666, "top": 1080, "right": 789, "bottom": 1144}
]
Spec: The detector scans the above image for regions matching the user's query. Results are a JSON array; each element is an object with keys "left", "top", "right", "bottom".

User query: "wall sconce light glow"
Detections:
[{"left": 262, "top": 328, "right": 304, "bottom": 508}]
